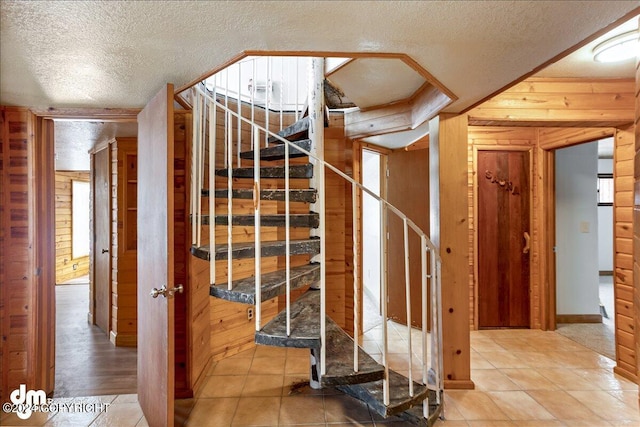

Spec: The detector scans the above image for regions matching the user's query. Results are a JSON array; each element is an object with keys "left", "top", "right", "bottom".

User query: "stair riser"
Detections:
[
  {"left": 194, "top": 214, "right": 319, "bottom": 228},
  {"left": 267, "top": 116, "right": 310, "bottom": 144},
  {"left": 215, "top": 164, "right": 313, "bottom": 179},
  {"left": 190, "top": 239, "right": 320, "bottom": 261},
  {"left": 239, "top": 139, "right": 312, "bottom": 161},
  {"left": 206, "top": 189, "right": 317, "bottom": 203}
]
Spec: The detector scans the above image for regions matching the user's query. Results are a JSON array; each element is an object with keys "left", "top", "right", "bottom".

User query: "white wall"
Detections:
[
  {"left": 362, "top": 150, "right": 381, "bottom": 307},
  {"left": 597, "top": 157, "right": 613, "bottom": 272},
  {"left": 555, "top": 142, "right": 600, "bottom": 316}
]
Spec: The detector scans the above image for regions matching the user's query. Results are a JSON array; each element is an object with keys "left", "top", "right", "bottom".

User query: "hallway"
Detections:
[{"left": 54, "top": 283, "right": 137, "bottom": 397}]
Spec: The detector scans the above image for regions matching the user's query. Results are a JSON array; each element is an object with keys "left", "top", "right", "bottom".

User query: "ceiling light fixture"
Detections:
[{"left": 592, "top": 30, "right": 638, "bottom": 63}]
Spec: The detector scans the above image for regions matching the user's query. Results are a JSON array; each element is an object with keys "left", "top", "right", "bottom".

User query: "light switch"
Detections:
[{"left": 580, "top": 221, "right": 590, "bottom": 233}]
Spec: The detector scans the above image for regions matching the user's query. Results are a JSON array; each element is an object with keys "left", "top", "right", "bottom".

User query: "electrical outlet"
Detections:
[{"left": 247, "top": 307, "right": 254, "bottom": 320}]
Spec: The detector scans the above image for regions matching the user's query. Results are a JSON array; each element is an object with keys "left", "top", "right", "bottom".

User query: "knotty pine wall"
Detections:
[
  {"left": 633, "top": 47, "right": 640, "bottom": 385},
  {"left": 55, "top": 172, "right": 90, "bottom": 283},
  {"left": 0, "top": 107, "right": 35, "bottom": 401},
  {"left": 468, "top": 77, "right": 637, "bottom": 382},
  {"left": 109, "top": 138, "right": 137, "bottom": 347}
]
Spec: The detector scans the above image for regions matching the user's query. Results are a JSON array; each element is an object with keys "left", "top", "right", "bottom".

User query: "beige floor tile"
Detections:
[
  {"left": 210, "top": 356, "right": 253, "bottom": 376},
  {"left": 507, "top": 421, "right": 564, "bottom": 427},
  {"left": 486, "top": 391, "right": 555, "bottom": 420},
  {"left": 526, "top": 390, "right": 599, "bottom": 420},
  {"left": 432, "top": 421, "right": 470, "bottom": 427},
  {"left": 90, "top": 402, "right": 143, "bottom": 427},
  {"left": 183, "top": 397, "right": 238, "bottom": 427},
  {"left": 111, "top": 394, "right": 138, "bottom": 404},
  {"left": 174, "top": 398, "right": 195, "bottom": 426},
  {"left": 506, "top": 352, "right": 566, "bottom": 368},
  {"left": 470, "top": 339, "right": 508, "bottom": 353},
  {"left": 535, "top": 368, "right": 599, "bottom": 391},
  {"left": 231, "top": 396, "right": 281, "bottom": 426},
  {"left": 471, "top": 370, "right": 521, "bottom": 391},
  {"left": 43, "top": 411, "right": 101, "bottom": 427},
  {"left": 573, "top": 368, "right": 639, "bottom": 391},
  {"left": 561, "top": 420, "right": 613, "bottom": 426},
  {"left": 278, "top": 395, "right": 325, "bottom": 425},
  {"left": 323, "top": 393, "right": 373, "bottom": 423},
  {"left": 199, "top": 375, "right": 246, "bottom": 398},
  {"left": 229, "top": 347, "right": 256, "bottom": 359},
  {"left": 478, "top": 352, "right": 531, "bottom": 369},
  {"left": 465, "top": 421, "right": 516, "bottom": 427},
  {"left": 283, "top": 375, "right": 323, "bottom": 396},
  {"left": 607, "top": 390, "right": 640, "bottom": 407},
  {"left": 284, "top": 355, "right": 310, "bottom": 375},
  {"left": 568, "top": 390, "right": 640, "bottom": 421},
  {"left": 499, "top": 369, "right": 559, "bottom": 390},
  {"left": 471, "top": 351, "right": 495, "bottom": 369},
  {"left": 135, "top": 416, "right": 149, "bottom": 427},
  {"left": 249, "top": 356, "right": 286, "bottom": 375},
  {"left": 491, "top": 338, "right": 538, "bottom": 352},
  {"left": 445, "top": 390, "right": 510, "bottom": 420},
  {"left": 254, "top": 345, "right": 287, "bottom": 358},
  {"left": 242, "top": 374, "right": 285, "bottom": 397}
]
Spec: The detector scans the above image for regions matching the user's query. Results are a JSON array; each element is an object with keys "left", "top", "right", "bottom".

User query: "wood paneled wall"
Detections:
[
  {"left": 0, "top": 108, "right": 35, "bottom": 401},
  {"left": 55, "top": 172, "right": 90, "bottom": 283},
  {"left": 633, "top": 44, "right": 640, "bottom": 386},
  {"left": 468, "top": 77, "right": 637, "bottom": 382},
  {"left": 469, "top": 78, "right": 635, "bottom": 127},
  {"left": 110, "top": 138, "right": 137, "bottom": 347}
]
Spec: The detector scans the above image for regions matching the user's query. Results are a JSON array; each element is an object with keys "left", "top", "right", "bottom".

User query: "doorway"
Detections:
[
  {"left": 477, "top": 149, "right": 531, "bottom": 328},
  {"left": 52, "top": 120, "right": 138, "bottom": 397},
  {"left": 553, "top": 139, "right": 615, "bottom": 360},
  {"left": 362, "top": 149, "right": 384, "bottom": 332}
]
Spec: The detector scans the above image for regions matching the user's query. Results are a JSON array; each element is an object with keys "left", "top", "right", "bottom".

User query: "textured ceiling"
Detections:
[
  {"left": 2, "top": 1, "right": 638, "bottom": 166},
  {"left": 1, "top": 1, "right": 638, "bottom": 113}
]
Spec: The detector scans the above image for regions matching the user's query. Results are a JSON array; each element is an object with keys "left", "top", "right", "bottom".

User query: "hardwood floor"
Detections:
[{"left": 54, "top": 283, "right": 137, "bottom": 397}]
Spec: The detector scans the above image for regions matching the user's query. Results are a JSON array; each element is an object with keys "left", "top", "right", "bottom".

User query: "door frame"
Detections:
[
  {"left": 355, "top": 142, "right": 390, "bottom": 337},
  {"left": 88, "top": 139, "right": 112, "bottom": 332},
  {"left": 473, "top": 145, "right": 534, "bottom": 329}
]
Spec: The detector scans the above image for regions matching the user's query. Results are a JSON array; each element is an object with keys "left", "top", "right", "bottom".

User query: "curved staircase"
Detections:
[{"left": 188, "top": 57, "right": 444, "bottom": 426}]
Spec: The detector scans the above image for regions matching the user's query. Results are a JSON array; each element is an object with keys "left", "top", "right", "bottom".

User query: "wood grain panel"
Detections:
[
  {"left": 633, "top": 46, "right": 640, "bottom": 386},
  {"left": 0, "top": 107, "right": 35, "bottom": 400},
  {"left": 469, "top": 78, "right": 635, "bottom": 127}
]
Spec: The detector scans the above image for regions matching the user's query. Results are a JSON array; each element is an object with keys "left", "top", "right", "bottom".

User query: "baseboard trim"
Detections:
[
  {"left": 109, "top": 331, "right": 137, "bottom": 347},
  {"left": 444, "top": 379, "right": 475, "bottom": 390},
  {"left": 613, "top": 366, "right": 638, "bottom": 384},
  {"left": 556, "top": 314, "right": 602, "bottom": 324}
]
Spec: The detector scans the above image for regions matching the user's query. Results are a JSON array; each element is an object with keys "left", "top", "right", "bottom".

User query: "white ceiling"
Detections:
[{"left": 0, "top": 1, "right": 638, "bottom": 167}]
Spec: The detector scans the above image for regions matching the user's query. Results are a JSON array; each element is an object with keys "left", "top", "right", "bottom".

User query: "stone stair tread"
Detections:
[
  {"left": 322, "top": 319, "right": 385, "bottom": 386},
  {"left": 337, "top": 369, "right": 429, "bottom": 418},
  {"left": 190, "top": 238, "right": 320, "bottom": 261},
  {"left": 193, "top": 213, "right": 319, "bottom": 228},
  {"left": 255, "top": 289, "right": 321, "bottom": 348},
  {"left": 240, "top": 139, "right": 311, "bottom": 161},
  {"left": 202, "top": 188, "right": 317, "bottom": 203},
  {"left": 215, "top": 164, "right": 313, "bottom": 179},
  {"left": 210, "top": 263, "right": 320, "bottom": 304},
  {"left": 267, "top": 116, "right": 310, "bottom": 144}
]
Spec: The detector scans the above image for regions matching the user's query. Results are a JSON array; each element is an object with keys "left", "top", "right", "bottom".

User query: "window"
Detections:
[
  {"left": 72, "top": 180, "right": 90, "bottom": 258},
  {"left": 597, "top": 173, "right": 613, "bottom": 206}
]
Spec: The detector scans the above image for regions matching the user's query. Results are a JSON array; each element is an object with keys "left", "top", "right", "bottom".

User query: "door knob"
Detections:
[
  {"left": 150, "top": 284, "right": 184, "bottom": 299},
  {"left": 101, "top": 248, "right": 109, "bottom": 254}
]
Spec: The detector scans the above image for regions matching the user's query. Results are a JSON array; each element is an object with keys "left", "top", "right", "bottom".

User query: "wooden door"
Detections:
[
  {"left": 93, "top": 146, "right": 111, "bottom": 334},
  {"left": 387, "top": 148, "right": 429, "bottom": 328},
  {"left": 137, "top": 84, "right": 175, "bottom": 427},
  {"left": 477, "top": 150, "right": 530, "bottom": 328}
]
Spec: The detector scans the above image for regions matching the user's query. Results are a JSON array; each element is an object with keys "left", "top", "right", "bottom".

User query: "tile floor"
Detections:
[{"left": 2, "top": 324, "right": 638, "bottom": 426}]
